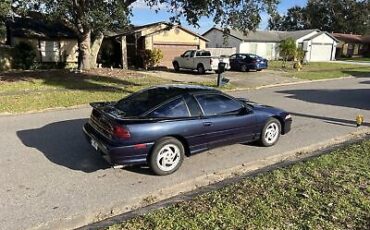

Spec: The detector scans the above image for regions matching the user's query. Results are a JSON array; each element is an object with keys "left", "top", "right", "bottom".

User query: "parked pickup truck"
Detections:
[{"left": 172, "top": 50, "right": 230, "bottom": 74}]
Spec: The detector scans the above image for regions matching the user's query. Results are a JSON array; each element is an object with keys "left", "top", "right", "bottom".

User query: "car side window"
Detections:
[
  {"left": 239, "top": 54, "right": 247, "bottom": 60},
  {"left": 183, "top": 51, "right": 191, "bottom": 57},
  {"left": 195, "top": 94, "right": 243, "bottom": 116},
  {"left": 149, "top": 98, "right": 190, "bottom": 118}
]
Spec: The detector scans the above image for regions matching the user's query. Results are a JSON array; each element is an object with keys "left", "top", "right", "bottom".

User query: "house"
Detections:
[
  {"left": 6, "top": 16, "right": 79, "bottom": 65},
  {"left": 105, "top": 22, "right": 209, "bottom": 68},
  {"left": 202, "top": 27, "right": 339, "bottom": 62},
  {"left": 332, "top": 33, "right": 370, "bottom": 58}
]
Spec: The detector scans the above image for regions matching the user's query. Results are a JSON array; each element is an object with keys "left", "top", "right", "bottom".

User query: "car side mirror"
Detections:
[
  {"left": 239, "top": 106, "right": 250, "bottom": 115},
  {"left": 180, "top": 54, "right": 184, "bottom": 57}
]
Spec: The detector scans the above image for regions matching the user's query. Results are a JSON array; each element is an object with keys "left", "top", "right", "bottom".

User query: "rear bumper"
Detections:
[{"left": 83, "top": 123, "right": 153, "bottom": 166}]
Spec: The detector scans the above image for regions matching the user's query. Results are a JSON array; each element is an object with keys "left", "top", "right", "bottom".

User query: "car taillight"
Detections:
[
  {"left": 113, "top": 125, "right": 131, "bottom": 139},
  {"left": 210, "top": 59, "right": 213, "bottom": 65}
]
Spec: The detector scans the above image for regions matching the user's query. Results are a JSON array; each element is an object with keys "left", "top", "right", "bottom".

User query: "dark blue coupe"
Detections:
[
  {"left": 83, "top": 85, "right": 292, "bottom": 175},
  {"left": 229, "top": 53, "right": 268, "bottom": 72}
]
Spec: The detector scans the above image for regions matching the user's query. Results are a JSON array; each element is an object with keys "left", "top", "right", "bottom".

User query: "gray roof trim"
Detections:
[
  {"left": 110, "top": 22, "right": 209, "bottom": 41},
  {"left": 203, "top": 27, "right": 336, "bottom": 43},
  {"left": 304, "top": 31, "right": 339, "bottom": 42},
  {"left": 202, "top": 27, "right": 243, "bottom": 41}
]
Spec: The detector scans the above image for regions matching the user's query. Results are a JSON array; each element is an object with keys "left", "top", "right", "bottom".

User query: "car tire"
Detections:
[
  {"left": 149, "top": 137, "right": 185, "bottom": 176},
  {"left": 240, "top": 64, "right": 247, "bottom": 72},
  {"left": 173, "top": 62, "right": 180, "bottom": 72},
  {"left": 197, "top": 64, "right": 205, "bottom": 74},
  {"left": 257, "top": 69, "right": 262, "bottom": 71},
  {"left": 259, "top": 118, "right": 281, "bottom": 147}
]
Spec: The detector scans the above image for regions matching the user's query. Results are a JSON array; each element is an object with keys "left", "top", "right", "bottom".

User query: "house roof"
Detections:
[
  {"left": 202, "top": 27, "right": 334, "bottom": 42},
  {"left": 109, "top": 22, "right": 209, "bottom": 41},
  {"left": 6, "top": 17, "right": 78, "bottom": 39},
  {"left": 332, "top": 33, "right": 369, "bottom": 44},
  {"left": 304, "top": 31, "right": 339, "bottom": 42}
]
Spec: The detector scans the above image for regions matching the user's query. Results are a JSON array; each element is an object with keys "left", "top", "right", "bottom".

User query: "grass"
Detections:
[
  {"left": 339, "top": 57, "right": 370, "bottom": 62},
  {"left": 269, "top": 61, "right": 370, "bottom": 80},
  {"left": 108, "top": 140, "right": 370, "bottom": 230},
  {"left": 0, "top": 69, "right": 229, "bottom": 113}
]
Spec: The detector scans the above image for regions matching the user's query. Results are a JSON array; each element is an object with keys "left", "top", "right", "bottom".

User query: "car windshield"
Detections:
[{"left": 114, "top": 87, "right": 186, "bottom": 117}]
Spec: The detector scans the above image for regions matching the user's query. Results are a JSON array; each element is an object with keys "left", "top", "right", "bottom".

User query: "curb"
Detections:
[{"left": 33, "top": 128, "right": 370, "bottom": 230}]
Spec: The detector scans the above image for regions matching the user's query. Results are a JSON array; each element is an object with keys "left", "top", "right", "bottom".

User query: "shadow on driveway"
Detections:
[
  {"left": 277, "top": 89, "right": 370, "bottom": 110},
  {"left": 17, "top": 119, "right": 110, "bottom": 173}
]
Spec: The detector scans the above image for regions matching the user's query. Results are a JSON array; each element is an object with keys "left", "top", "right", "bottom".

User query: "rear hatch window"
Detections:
[{"left": 114, "top": 87, "right": 186, "bottom": 117}]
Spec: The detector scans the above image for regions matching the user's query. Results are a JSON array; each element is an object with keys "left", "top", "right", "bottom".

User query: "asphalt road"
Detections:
[{"left": 0, "top": 76, "right": 369, "bottom": 230}]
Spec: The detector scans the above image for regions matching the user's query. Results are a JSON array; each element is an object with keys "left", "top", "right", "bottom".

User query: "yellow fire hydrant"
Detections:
[{"left": 356, "top": 114, "right": 364, "bottom": 127}]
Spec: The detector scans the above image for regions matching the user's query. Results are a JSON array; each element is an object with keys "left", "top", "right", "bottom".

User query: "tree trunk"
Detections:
[
  {"left": 78, "top": 30, "right": 91, "bottom": 70},
  {"left": 90, "top": 32, "right": 104, "bottom": 68}
]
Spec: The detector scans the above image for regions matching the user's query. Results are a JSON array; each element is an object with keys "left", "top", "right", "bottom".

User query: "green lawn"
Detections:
[
  {"left": 339, "top": 57, "right": 370, "bottom": 62},
  {"left": 0, "top": 69, "right": 225, "bottom": 113},
  {"left": 109, "top": 140, "right": 370, "bottom": 230},
  {"left": 269, "top": 61, "right": 370, "bottom": 80}
]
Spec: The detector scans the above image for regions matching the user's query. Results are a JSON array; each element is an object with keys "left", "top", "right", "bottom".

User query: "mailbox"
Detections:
[
  {"left": 217, "top": 62, "right": 229, "bottom": 87},
  {"left": 218, "top": 62, "right": 226, "bottom": 73}
]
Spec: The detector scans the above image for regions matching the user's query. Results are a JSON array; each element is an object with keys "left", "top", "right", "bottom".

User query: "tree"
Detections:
[
  {"left": 12, "top": 0, "right": 279, "bottom": 70},
  {"left": 271, "top": 0, "right": 370, "bottom": 34},
  {"left": 268, "top": 13, "right": 284, "bottom": 30},
  {"left": 282, "top": 6, "right": 306, "bottom": 30},
  {"left": 305, "top": 0, "right": 369, "bottom": 34},
  {"left": 0, "top": 0, "right": 12, "bottom": 41},
  {"left": 279, "top": 38, "right": 296, "bottom": 68}
]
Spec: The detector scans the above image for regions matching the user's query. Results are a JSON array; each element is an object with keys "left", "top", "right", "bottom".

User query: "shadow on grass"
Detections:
[
  {"left": 342, "top": 70, "right": 370, "bottom": 78},
  {"left": 0, "top": 69, "right": 146, "bottom": 93}
]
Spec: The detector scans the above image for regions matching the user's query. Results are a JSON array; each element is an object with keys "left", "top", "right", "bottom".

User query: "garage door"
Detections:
[
  {"left": 310, "top": 44, "right": 333, "bottom": 61},
  {"left": 153, "top": 44, "right": 198, "bottom": 68}
]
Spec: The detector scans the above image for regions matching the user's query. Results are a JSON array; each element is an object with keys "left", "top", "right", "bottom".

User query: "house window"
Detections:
[{"left": 40, "top": 40, "right": 60, "bottom": 62}]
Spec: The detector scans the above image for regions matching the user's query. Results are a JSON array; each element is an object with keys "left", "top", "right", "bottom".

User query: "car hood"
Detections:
[{"left": 246, "top": 101, "right": 287, "bottom": 115}]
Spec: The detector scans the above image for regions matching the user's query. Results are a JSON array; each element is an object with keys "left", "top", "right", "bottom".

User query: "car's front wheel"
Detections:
[
  {"left": 149, "top": 137, "right": 185, "bottom": 175},
  {"left": 259, "top": 118, "right": 281, "bottom": 147},
  {"left": 173, "top": 62, "right": 180, "bottom": 72}
]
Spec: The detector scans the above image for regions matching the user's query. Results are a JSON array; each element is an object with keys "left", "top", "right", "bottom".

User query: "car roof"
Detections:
[{"left": 146, "top": 84, "right": 221, "bottom": 95}]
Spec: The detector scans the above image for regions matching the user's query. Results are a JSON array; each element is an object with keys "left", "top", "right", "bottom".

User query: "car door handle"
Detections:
[{"left": 203, "top": 122, "right": 213, "bottom": 127}]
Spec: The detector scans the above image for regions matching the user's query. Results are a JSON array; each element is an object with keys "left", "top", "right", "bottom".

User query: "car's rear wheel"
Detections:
[
  {"left": 240, "top": 64, "right": 248, "bottom": 72},
  {"left": 197, "top": 64, "right": 205, "bottom": 74},
  {"left": 173, "top": 62, "right": 180, "bottom": 72},
  {"left": 149, "top": 137, "right": 185, "bottom": 175},
  {"left": 259, "top": 118, "right": 281, "bottom": 147}
]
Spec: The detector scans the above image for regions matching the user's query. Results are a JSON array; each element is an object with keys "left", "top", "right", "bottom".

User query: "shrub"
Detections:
[
  {"left": 12, "top": 41, "right": 37, "bottom": 69},
  {"left": 279, "top": 38, "right": 296, "bottom": 68},
  {"left": 142, "top": 48, "right": 163, "bottom": 69}
]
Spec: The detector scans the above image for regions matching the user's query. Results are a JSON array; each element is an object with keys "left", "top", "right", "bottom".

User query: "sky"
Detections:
[{"left": 131, "top": 0, "right": 308, "bottom": 34}]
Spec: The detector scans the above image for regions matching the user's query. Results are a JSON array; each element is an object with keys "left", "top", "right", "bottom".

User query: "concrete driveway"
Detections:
[
  {"left": 0, "top": 76, "right": 369, "bottom": 230},
  {"left": 147, "top": 69, "right": 303, "bottom": 89}
]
